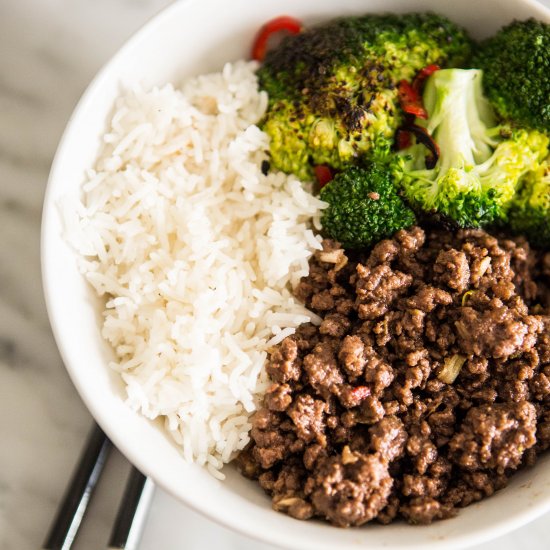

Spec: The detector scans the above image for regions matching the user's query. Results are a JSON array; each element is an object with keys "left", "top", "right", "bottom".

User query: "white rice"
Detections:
[{"left": 63, "top": 60, "right": 326, "bottom": 477}]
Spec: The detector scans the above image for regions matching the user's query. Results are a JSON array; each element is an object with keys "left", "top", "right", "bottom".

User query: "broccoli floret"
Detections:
[
  {"left": 509, "top": 159, "right": 550, "bottom": 247},
  {"left": 396, "top": 68, "right": 549, "bottom": 228},
  {"left": 473, "top": 19, "right": 550, "bottom": 132},
  {"left": 259, "top": 13, "right": 473, "bottom": 180},
  {"left": 320, "top": 164, "right": 416, "bottom": 248},
  {"left": 263, "top": 94, "right": 397, "bottom": 180}
]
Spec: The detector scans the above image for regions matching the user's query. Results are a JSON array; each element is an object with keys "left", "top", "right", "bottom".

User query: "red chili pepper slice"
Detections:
[
  {"left": 251, "top": 16, "right": 303, "bottom": 62},
  {"left": 395, "top": 124, "right": 440, "bottom": 168},
  {"left": 396, "top": 66, "right": 442, "bottom": 158},
  {"left": 402, "top": 103, "right": 428, "bottom": 119},
  {"left": 412, "top": 64, "right": 441, "bottom": 94},
  {"left": 314, "top": 164, "right": 334, "bottom": 188},
  {"left": 406, "top": 124, "right": 441, "bottom": 169},
  {"left": 398, "top": 80, "right": 428, "bottom": 120},
  {"left": 395, "top": 127, "right": 412, "bottom": 150}
]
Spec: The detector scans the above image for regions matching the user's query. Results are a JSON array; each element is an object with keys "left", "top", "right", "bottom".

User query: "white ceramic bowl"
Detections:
[{"left": 42, "top": 0, "right": 550, "bottom": 548}]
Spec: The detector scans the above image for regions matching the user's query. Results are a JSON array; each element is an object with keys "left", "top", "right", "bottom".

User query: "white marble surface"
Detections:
[{"left": 1, "top": 1, "right": 550, "bottom": 549}]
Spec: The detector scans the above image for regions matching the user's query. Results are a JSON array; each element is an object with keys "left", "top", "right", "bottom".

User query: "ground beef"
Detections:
[
  {"left": 307, "top": 449, "right": 393, "bottom": 527},
  {"left": 448, "top": 401, "right": 537, "bottom": 473},
  {"left": 236, "top": 227, "right": 550, "bottom": 527},
  {"left": 455, "top": 305, "right": 542, "bottom": 359}
]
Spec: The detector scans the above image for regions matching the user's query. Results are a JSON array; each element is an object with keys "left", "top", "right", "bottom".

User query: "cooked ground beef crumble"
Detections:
[{"left": 236, "top": 226, "right": 550, "bottom": 527}]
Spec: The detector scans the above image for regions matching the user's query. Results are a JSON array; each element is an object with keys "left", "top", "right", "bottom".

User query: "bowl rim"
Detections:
[{"left": 41, "top": 0, "right": 550, "bottom": 548}]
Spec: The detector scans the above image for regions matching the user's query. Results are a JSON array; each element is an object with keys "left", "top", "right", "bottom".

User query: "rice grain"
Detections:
[{"left": 64, "top": 61, "right": 326, "bottom": 475}]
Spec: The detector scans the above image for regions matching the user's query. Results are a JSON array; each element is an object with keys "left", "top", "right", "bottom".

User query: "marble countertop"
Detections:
[{"left": 1, "top": 1, "right": 549, "bottom": 549}]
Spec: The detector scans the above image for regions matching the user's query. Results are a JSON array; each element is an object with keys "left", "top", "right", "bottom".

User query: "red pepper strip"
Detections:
[
  {"left": 405, "top": 124, "right": 441, "bottom": 169},
  {"left": 395, "top": 127, "right": 412, "bottom": 150},
  {"left": 398, "top": 80, "right": 428, "bottom": 120},
  {"left": 314, "top": 164, "right": 334, "bottom": 188},
  {"left": 251, "top": 16, "right": 303, "bottom": 62},
  {"left": 412, "top": 64, "right": 441, "bottom": 94}
]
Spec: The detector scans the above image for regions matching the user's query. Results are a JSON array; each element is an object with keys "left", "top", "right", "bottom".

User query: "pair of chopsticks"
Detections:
[{"left": 43, "top": 423, "right": 154, "bottom": 550}]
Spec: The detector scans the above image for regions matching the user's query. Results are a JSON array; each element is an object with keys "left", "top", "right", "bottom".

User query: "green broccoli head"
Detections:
[
  {"left": 396, "top": 68, "right": 550, "bottom": 228},
  {"left": 259, "top": 13, "right": 473, "bottom": 180},
  {"left": 320, "top": 164, "right": 416, "bottom": 248},
  {"left": 262, "top": 93, "right": 396, "bottom": 181},
  {"left": 509, "top": 159, "right": 550, "bottom": 247},
  {"left": 473, "top": 18, "right": 550, "bottom": 132}
]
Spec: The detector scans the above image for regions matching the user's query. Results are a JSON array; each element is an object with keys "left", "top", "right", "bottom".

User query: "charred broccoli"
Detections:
[
  {"left": 509, "top": 159, "right": 550, "bottom": 247},
  {"left": 320, "top": 164, "right": 416, "bottom": 248},
  {"left": 259, "top": 13, "right": 473, "bottom": 180},
  {"left": 473, "top": 18, "right": 550, "bottom": 132},
  {"left": 395, "top": 68, "right": 549, "bottom": 228}
]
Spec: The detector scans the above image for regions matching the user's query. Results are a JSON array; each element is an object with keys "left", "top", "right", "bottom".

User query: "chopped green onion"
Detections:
[
  {"left": 319, "top": 249, "right": 348, "bottom": 272},
  {"left": 438, "top": 354, "right": 467, "bottom": 384},
  {"left": 461, "top": 290, "right": 474, "bottom": 306},
  {"left": 472, "top": 256, "right": 491, "bottom": 282}
]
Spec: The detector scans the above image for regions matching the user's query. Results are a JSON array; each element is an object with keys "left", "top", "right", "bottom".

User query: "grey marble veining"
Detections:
[
  {"left": 0, "top": 2, "right": 172, "bottom": 548},
  {"left": 0, "top": 1, "right": 549, "bottom": 549}
]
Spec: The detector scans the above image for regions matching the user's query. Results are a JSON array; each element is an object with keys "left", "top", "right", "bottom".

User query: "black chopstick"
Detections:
[
  {"left": 108, "top": 466, "right": 155, "bottom": 550},
  {"left": 43, "top": 423, "right": 112, "bottom": 550}
]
